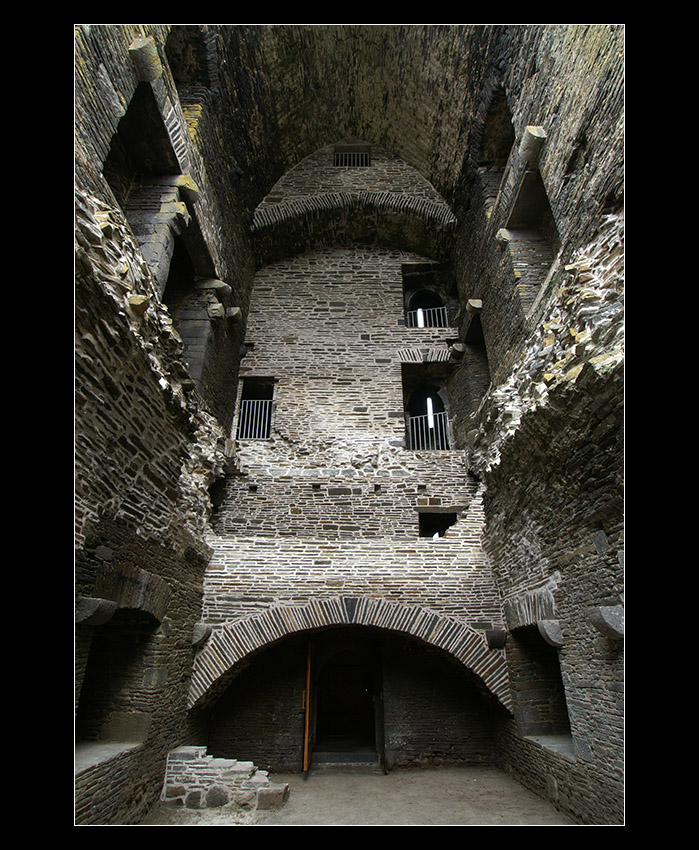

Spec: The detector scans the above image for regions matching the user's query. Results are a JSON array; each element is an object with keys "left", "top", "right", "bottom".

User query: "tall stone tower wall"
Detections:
[{"left": 74, "top": 24, "right": 623, "bottom": 825}]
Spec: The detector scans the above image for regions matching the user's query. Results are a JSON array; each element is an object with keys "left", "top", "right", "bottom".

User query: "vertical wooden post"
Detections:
[{"left": 303, "top": 641, "right": 312, "bottom": 773}]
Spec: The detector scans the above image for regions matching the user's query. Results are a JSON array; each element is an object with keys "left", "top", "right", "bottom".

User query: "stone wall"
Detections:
[
  {"left": 452, "top": 25, "right": 624, "bottom": 384},
  {"left": 74, "top": 27, "right": 235, "bottom": 823},
  {"left": 74, "top": 24, "right": 624, "bottom": 826},
  {"left": 201, "top": 244, "right": 501, "bottom": 631},
  {"left": 461, "top": 163, "right": 624, "bottom": 826},
  {"left": 74, "top": 188, "right": 227, "bottom": 825}
]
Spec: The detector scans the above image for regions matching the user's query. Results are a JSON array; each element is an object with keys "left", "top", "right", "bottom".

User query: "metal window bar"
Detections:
[
  {"left": 334, "top": 151, "right": 371, "bottom": 167},
  {"left": 406, "top": 306, "right": 449, "bottom": 328},
  {"left": 407, "top": 410, "right": 451, "bottom": 450},
  {"left": 237, "top": 399, "right": 273, "bottom": 440}
]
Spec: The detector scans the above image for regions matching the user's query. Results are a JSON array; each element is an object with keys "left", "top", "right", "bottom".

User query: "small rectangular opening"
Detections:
[
  {"left": 419, "top": 512, "right": 457, "bottom": 538},
  {"left": 334, "top": 145, "right": 371, "bottom": 167}
]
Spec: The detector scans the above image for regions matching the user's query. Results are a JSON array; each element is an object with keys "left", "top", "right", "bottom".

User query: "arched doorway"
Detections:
[
  {"left": 405, "top": 384, "right": 450, "bottom": 451},
  {"left": 201, "top": 620, "right": 507, "bottom": 774}
]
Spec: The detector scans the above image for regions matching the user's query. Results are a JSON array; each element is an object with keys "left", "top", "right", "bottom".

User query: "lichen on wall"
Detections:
[{"left": 469, "top": 211, "right": 623, "bottom": 477}]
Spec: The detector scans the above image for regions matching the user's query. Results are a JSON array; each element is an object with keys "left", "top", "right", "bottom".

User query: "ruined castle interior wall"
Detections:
[
  {"left": 448, "top": 27, "right": 624, "bottom": 821},
  {"left": 75, "top": 24, "right": 240, "bottom": 824},
  {"left": 74, "top": 192, "right": 222, "bottom": 824},
  {"left": 75, "top": 24, "right": 623, "bottom": 825}
]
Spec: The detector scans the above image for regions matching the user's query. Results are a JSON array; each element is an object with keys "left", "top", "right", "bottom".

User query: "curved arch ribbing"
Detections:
[
  {"left": 252, "top": 191, "right": 457, "bottom": 232},
  {"left": 189, "top": 596, "right": 511, "bottom": 711},
  {"left": 251, "top": 191, "right": 458, "bottom": 267}
]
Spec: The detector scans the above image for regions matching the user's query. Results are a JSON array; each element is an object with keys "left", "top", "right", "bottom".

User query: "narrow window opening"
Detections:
[
  {"left": 418, "top": 512, "right": 457, "bottom": 538},
  {"left": 102, "top": 82, "right": 187, "bottom": 296},
  {"left": 507, "top": 169, "right": 558, "bottom": 246},
  {"left": 236, "top": 378, "right": 274, "bottom": 440},
  {"left": 477, "top": 86, "right": 515, "bottom": 216},
  {"left": 406, "top": 387, "right": 450, "bottom": 451},
  {"left": 161, "top": 236, "right": 195, "bottom": 315},
  {"left": 426, "top": 396, "right": 434, "bottom": 428},
  {"left": 76, "top": 609, "right": 157, "bottom": 747},
  {"left": 102, "top": 82, "right": 180, "bottom": 210},
  {"left": 407, "top": 289, "right": 448, "bottom": 328},
  {"left": 333, "top": 144, "right": 371, "bottom": 167}
]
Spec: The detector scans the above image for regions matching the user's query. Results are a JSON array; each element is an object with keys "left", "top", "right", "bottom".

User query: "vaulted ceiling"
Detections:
[{"left": 165, "top": 25, "right": 506, "bottom": 211}]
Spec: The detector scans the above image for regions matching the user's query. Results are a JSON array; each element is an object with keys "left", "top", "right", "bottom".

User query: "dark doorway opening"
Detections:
[{"left": 315, "top": 648, "right": 377, "bottom": 754}]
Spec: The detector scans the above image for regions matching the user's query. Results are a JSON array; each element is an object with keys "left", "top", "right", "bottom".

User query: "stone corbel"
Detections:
[
  {"left": 486, "top": 629, "right": 507, "bottom": 649},
  {"left": 195, "top": 279, "right": 232, "bottom": 302},
  {"left": 75, "top": 596, "right": 118, "bottom": 626},
  {"left": 195, "top": 279, "right": 241, "bottom": 322},
  {"left": 537, "top": 619, "right": 563, "bottom": 648},
  {"left": 169, "top": 202, "right": 191, "bottom": 236},
  {"left": 174, "top": 174, "right": 201, "bottom": 205},
  {"left": 128, "top": 37, "right": 163, "bottom": 82},
  {"left": 207, "top": 302, "right": 226, "bottom": 320},
  {"left": 587, "top": 605, "right": 624, "bottom": 640},
  {"left": 192, "top": 623, "right": 213, "bottom": 648},
  {"left": 519, "top": 125, "right": 547, "bottom": 167}
]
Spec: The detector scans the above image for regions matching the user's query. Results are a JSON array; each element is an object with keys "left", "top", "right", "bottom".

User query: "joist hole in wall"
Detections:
[{"left": 418, "top": 511, "right": 457, "bottom": 538}]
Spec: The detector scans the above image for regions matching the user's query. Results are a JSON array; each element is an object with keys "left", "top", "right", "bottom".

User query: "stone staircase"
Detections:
[{"left": 161, "top": 746, "right": 289, "bottom": 811}]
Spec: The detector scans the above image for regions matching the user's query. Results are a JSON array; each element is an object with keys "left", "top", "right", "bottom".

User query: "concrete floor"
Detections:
[{"left": 145, "top": 766, "right": 578, "bottom": 826}]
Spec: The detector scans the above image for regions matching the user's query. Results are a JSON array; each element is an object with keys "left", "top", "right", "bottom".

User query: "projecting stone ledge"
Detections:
[{"left": 587, "top": 605, "right": 624, "bottom": 640}]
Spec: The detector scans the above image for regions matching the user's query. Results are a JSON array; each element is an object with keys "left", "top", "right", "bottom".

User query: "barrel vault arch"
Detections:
[
  {"left": 189, "top": 596, "right": 512, "bottom": 712},
  {"left": 251, "top": 192, "right": 458, "bottom": 268}
]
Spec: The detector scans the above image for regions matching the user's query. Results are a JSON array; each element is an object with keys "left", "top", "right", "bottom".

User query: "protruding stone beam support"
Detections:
[
  {"left": 486, "top": 629, "right": 507, "bottom": 649},
  {"left": 460, "top": 297, "right": 484, "bottom": 345},
  {"left": 75, "top": 596, "right": 118, "bottom": 626},
  {"left": 537, "top": 619, "right": 563, "bottom": 648},
  {"left": 519, "top": 125, "right": 547, "bottom": 167},
  {"left": 128, "top": 36, "right": 163, "bottom": 82},
  {"left": 587, "top": 605, "right": 624, "bottom": 640},
  {"left": 192, "top": 623, "right": 213, "bottom": 648},
  {"left": 195, "top": 278, "right": 232, "bottom": 302},
  {"left": 195, "top": 278, "right": 239, "bottom": 322}
]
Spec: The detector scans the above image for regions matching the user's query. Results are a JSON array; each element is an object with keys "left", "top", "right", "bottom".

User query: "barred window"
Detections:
[
  {"left": 236, "top": 378, "right": 274, "bottom": 440},
  {"left": 334, "top": 144, "right": 371, "bottom": 167}
]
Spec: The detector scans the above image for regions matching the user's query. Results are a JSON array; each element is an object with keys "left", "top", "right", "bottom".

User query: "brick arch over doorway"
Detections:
[{"left": 188, "top": 596, "right": 511, "bottom": 711}]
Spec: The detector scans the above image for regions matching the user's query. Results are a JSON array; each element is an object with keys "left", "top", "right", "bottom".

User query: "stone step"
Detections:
[
  {"left": 313, "top": 750, "right": 379, "bottom": 764},
  {"left": 310, "top": 761, "right": 385, "bottom": 775},
  {"left": 310, "top": 751, "right": 384, "bottom": 774}
]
